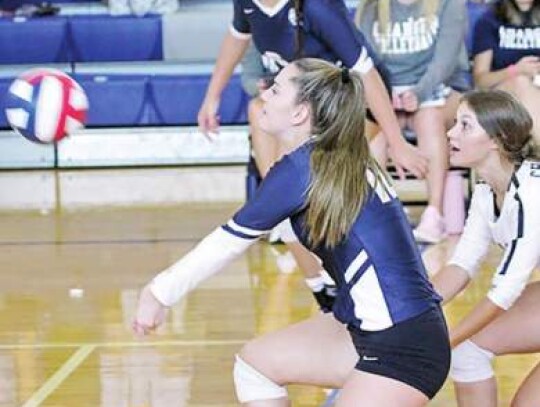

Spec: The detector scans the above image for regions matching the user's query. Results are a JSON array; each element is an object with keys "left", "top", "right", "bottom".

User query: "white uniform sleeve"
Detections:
[
  {"left": 150, "top": 152, "right": 308, "bottom": 307},
  {"left": 488, "top": 231, "right": 540, "bottom": 309},
  {"left": 448, "top": 186, "right": 493, "bottom": 278},
  {"left": 487, "top": 179, "right": 540, "bottom": 309},
  {"left": 150, "top": 227, "right": 256, "bottom": 306}
]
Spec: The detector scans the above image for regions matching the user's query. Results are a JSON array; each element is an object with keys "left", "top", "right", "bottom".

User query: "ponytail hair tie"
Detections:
[{"left": 341, "top": 67, "right": 350, "bottom": 84}]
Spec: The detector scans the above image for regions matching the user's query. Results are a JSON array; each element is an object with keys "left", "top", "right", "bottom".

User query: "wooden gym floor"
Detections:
[{"left": 0, "top": 169, "right": 538, "bottom": 407}]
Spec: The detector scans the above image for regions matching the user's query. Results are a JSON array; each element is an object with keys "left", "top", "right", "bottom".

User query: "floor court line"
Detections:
[
  {"left": 0, "top": 339, "right": 248, "bottom": 351},
  {"left": 0, "top": 237, "right": 197, "bottom": 247},
  {"left": 20, "top": 344, "right": 96, "bottom": 407}
]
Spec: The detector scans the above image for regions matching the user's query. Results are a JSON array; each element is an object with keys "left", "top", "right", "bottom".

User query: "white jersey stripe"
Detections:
[
  {"left": 379, "top": 172, "right": 397, "bottom": 199},
  {"left": 351, "top": 47, "right": 374, "bottom": 75},
  {"left": 344, "top": 250, "right": 368, "bottom": 283},
  {"left": 229, "top": 24, "right": 252, "bottom": 40},
  {"left": 226, "top": 219, "right": 271, "bottom": 237},
  {"left": 367, "top": 170, "right": 392, "bottom": 203},
  {"left": 351, "top": 265, "right": 393, "bottom": 331}
]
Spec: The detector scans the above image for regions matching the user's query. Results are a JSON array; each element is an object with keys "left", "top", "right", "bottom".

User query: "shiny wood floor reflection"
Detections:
[{"left": 0, "top": 203, "right": 538, "bottom": 406}]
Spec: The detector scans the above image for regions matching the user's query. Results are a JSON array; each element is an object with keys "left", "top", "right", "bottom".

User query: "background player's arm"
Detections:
[
  {"left": 445, "top": 204, "right": 540, "bottom": 348},
  {"left": 308, "top": 3, "right": 427, "bottom": 178},
  {"left": 449, "top": 298, "right": 504, "bottom": 348},
  {"left": 431, "top": 264, "right": 470, "bottom": 305},
  {"left": 198, "top": 30, "right": 251, "bottom": 135},
  {"left": 361, "top": 68, "right": 427, "bottom": 179}
]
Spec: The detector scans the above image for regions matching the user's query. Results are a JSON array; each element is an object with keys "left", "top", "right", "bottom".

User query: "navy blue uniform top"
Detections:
[
  {"left": 473, "top": 6, "right": 540, "bottom": 71},
  {"left": 231, "top": 0, "right": 384, "bottom": 76},
  {"left": 223, "top": 143, "right": 441, "bottom": 331}
]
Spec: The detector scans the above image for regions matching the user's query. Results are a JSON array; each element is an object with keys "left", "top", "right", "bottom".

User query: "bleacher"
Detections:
[
  {"left": 0, "top": 0, "right": 489, "bottom": 170},
  {"left": 0, "top": 0, "right": 252, "bottom": 168}
]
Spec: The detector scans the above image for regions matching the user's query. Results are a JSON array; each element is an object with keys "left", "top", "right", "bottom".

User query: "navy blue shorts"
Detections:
[{"left": 348, "top": 306, "right": 450, "bottom": 399}]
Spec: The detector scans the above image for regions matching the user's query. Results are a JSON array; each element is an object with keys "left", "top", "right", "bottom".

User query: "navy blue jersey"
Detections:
[
  {"left": 222, "top": 143, "right": 441, "bottom": 331},
  {"left": 231, "top": 0, "right": 383, "bottom": 75},
  {"left": 473, "top": 8, "right": 540, "bottom": 70}
]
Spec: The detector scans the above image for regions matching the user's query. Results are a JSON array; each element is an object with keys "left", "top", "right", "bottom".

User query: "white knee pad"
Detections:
[
  {"left": 233, "top": 355, "right": 288, "bottom": 403},
  {"left": 450, "top": 340, "right": 495, "bottom": 383},
  {"left": 275, "top": 219, "right": 298, "bottom": 243}
]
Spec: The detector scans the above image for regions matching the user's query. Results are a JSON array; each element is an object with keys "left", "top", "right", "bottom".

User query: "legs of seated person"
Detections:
[
  {"left": 452, "top": 281, "right": 540, "bottom": 407},
  {"left": 412, "top": 106, "right": 448, "bottom": 213},
  {"left": 443, "top": 90, "right": 462, "bottom": 130},
  {"left": 249, "top": 97, "right": 279, "bottom": 177},
  {"left": 411, "top": 93, "right": 462, "bottom": 243},
  {"left": 236, "top": 313, "right": 432, "bottom": 407},
  {"left": 368, "top": 110, "right": 447, "bottom": 243},
  {"left": 497, "top": 75, "right": 540, "bottom": 144}
]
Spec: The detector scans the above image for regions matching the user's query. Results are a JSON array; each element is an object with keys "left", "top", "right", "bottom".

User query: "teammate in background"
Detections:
[
  {"left": 198, "top": 0, "right": 428, "bottom": 179},
  {"left": 472, "top": 0, "right": 540, "bottom": 143},
  {"left": 356, "top": 0, "right": 471, "bottom": 243},
  {"left": 431, "top": 90, "right": 540, "bottom": 407},
  {"left": 136, "top": 59, "right": 449, "bottom": 406}
]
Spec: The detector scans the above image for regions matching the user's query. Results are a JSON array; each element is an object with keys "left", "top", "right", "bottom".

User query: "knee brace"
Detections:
[
  {"left": 233, "top": 355, "right": 288, "bottom": 403},
  {"left": 450, "top": 340, "right": 495, "bottom": 383}
]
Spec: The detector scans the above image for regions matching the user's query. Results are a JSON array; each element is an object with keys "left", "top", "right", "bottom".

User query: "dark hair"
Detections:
[
  {"left": 293, "top": 0, "right": 305, "bottom": 58},
  {"left": 494, "top": 0, "right": 540, "bottom": 25},
  {"left": 461, "top": 90, "right": 539, "bottom": 163}
]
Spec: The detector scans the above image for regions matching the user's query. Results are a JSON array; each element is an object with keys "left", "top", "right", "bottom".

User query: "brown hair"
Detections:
[
  {"left": 461, "top": 90, "right": 540, "bottom": 164},
  {"left": 292, "top": 58, "right": 387, "bottom": 248},
  {"left": 494, "top": 0, "right": 540, "bottom": 26}
]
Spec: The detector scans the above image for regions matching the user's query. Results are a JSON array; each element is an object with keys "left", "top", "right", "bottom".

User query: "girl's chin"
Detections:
[
  {"left": 449, "top": 154, "right": 472, "bottom": 169},
  {"left": 449, "top": 152, "right": 462, "bottom": 168}
]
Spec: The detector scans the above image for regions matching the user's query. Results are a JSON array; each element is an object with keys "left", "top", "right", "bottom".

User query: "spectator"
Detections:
[
  {"left": 472, "top": 0, "right": 540, "bottom": 143},
  {"left": 356, "top": 0, "right": 470, "bottom": 243}
]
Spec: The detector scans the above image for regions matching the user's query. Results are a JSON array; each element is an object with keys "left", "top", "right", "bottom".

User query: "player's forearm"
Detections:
[
  {"left": 431, "top": 265, "right": 470, "bottom": 305},
  {"left": 474, "top": 68, "right": 511, "bottom": 90},
  {"left": 205, "top": 32, "right": 250, "bottom": 100},
  {"left": 150, "top": 227, "right": 255, "bottom": 306},
  {"left": 449, "top": 298, "right": 504, "bottom": 348},
  {"left": 362, "top": 69, "right": 404, "bottom": 148}
]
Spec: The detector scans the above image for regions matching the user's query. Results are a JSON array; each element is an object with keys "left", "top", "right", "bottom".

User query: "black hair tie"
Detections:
[{"left": 341, "top": 67, "right": 350, "bottom": 84}]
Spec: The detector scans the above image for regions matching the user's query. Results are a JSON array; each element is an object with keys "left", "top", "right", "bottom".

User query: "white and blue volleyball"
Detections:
[{"left": 4, "top": 68, "right": 88, "bottom": 144}]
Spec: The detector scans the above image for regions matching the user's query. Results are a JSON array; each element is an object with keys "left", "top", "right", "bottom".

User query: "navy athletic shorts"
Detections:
[{"left": 348, "top": 306, "right": 450, "bottom": 399}]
